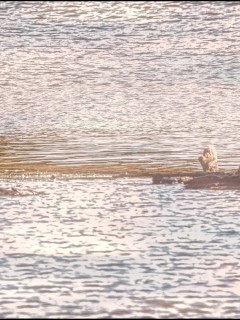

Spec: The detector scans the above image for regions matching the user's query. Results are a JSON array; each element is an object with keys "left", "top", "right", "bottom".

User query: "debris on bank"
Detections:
[{"left": 153, "top": 146, "right": 240, "bottom": 190}]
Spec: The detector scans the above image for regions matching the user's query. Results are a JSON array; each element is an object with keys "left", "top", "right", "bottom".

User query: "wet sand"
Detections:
[
  {"left": 0, "top": 162, "right": 238, "bottom": 195},
  {"left": 0, "top": 161, "right": 237, "bottom": 180},
  {"left": 0, "top": 162, "right": 200, "bottom": 178}
]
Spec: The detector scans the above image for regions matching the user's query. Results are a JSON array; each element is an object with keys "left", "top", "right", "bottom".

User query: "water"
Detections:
[
  {"left": 1, "top": 179, "right": 240, "bottom": 318},
  {"left": 0, "top": 1, "right": 240, "bottom": 318},
  {"left": 1, "top": 1, "right": 240, "bottom": 170}
]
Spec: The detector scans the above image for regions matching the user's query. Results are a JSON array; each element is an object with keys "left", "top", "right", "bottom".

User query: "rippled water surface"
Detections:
[
  {"left": 1, "top": 178, "right": 240, "bottom": 318},
  {"left": 0, "top": 1, "right": 240, "bottom": 170},
  {"left": 1, "top": 1, "right": 240, "bottom": 318}
]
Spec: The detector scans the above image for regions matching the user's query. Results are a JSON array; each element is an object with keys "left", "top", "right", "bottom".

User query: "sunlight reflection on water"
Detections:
[
  {"left": 1, "top": 1, "right": 240, "bottom": 318},
  {"left": 0, "top": 178, "right": 240, "bottom": 318},
  {"left": 0, "top": 1, "right": 240, "bottom": 171}
]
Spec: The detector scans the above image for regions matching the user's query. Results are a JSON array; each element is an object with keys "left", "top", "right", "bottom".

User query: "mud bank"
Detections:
[{"left": 152, "top": 171, "right": 240, "bottom": 190}]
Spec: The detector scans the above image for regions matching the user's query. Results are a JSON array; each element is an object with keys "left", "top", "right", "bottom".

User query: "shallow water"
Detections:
[{"left": 1, "top": 1, "right": 240, "bottom": 318}]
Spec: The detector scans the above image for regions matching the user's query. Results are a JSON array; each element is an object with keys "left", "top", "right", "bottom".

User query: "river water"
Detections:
[{"left": 0, "top": 1, "right": 240, "bottom": 318}]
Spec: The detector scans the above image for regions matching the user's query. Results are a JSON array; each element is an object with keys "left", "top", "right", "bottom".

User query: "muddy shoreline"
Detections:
[
  {"left": 0, "top": 162, "right": 239, "bottom": 192},
  {"left": 152, "top": 171, "right": 240, "bottom": 190}
]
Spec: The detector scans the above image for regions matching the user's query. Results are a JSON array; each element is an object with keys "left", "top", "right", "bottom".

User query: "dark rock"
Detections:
[{"left": 153, "top": 173, "right": 240, "bottom": 190}]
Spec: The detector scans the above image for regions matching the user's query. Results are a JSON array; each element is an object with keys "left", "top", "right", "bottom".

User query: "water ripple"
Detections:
[
  {"left": 1, "top": 1, "right": 240, "bottom": 318},
  {"left": 0, "top": 178, "right": 240, "bottom": 317}
]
